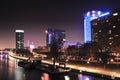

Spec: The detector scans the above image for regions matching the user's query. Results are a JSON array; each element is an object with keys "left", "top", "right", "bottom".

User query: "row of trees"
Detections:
[
  {"left": 32, "top": 40, "right": 120, "bottom": 63},
  {"left": 13, "top": 49, "right": 33, "bottom": 57},
  {"left": 66, "top": 41, "right": 101, "bottom": 58},
  {"left": 64, "top": 40, "right": 120, "bottom": 63},
  {"left": 32, "top": 38, "right": 120, "bottom": 65}
]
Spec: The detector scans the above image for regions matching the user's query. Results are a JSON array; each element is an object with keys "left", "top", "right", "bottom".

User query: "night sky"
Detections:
[{"left": 0, "top": 0, "right": 120, "bottom": 49}]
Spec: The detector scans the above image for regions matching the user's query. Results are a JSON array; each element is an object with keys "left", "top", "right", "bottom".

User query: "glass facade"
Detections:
[
  {"left": 45, "top": 29, "right": 66, "bottom": 49},
  {"left": 16, "top": 30, "right": 24, "bottom": 49}
]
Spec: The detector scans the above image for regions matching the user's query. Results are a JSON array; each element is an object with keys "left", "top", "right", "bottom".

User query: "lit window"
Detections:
[
  {"left": 97, "top": 19, "right": 100, "bottom": 21},
  {"left": 108, "top": 30, "right": 111, "bottom": 34},
  {"left": 93, "top": 22, "right": 97, "bottom": 25},
  {"left": 92, "top": 14, "right": 95, "bottom": 17},
  {"left": 109, "top": 37, "right": 112, "bottom": 40},
  {"left": 18, "top": 35, "right": 21, "bottom": 37},
  {"left": 113, "top": 26, "right": 116, "bottom": 28},
  {"left": 106, "top": 20, "right": 109, "bottom": 22},
  {"left": 98, "top": 11, "right": 101, "bottom": 15},
  {"left": 87, "top": 12, "right": 90, "bottom": 16},
  {"left": 92, "top": 10, "right": 95, "bottom": 13},
  {"left": 17, "top": 41, "right": 20, "bottom": 43},
  {"left": 95, "top": 33, "right": 98, "bottom": 34},
  {"left": 63, "top": 39, "right": 66, "bottom": 41},
  {"left": 114, "top": 35, "right": 119, "bottom": 37},
  {"left": 99, "top": 30, "right": 101, "bottom": 32},
  {"left": 113, "top": 13, "right": 118, "bottom": 16},
  {"left": 109, "top": 43, "right": 112, "bottom": 45}
]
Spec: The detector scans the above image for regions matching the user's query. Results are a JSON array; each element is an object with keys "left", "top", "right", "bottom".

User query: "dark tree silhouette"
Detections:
[
  {"left": 98, "top": 51, "right": 110, "bottom": 68},
  {"left": 79, "top": 41, "right": 102, "bottom": 58},
  {"left": 50, "top": 37, "right": 59, "bottom": 69},
  {"left": 16, "top": 49, "right": 33, "bottom": 56}
]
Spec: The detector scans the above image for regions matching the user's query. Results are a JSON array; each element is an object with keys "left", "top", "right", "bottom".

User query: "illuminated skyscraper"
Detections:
[
  {"left": 91, "top": 10, "right": 120, "bottom": 51},
  {"left": 45, "top": 29, "right": 66, "bottom": 49},
  {"left": 16, "top": 30, "right": 24, "bottom": 49},
  {"left": 84, "top": 10, "right": 110, "bottom": 43}
]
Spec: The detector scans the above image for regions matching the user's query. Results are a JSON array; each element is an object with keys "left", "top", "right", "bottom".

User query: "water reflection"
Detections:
[
  {"left": 0, "top": 54, "right": 105, "bottom": 80},
  {"left": 24, "top": 69, "right": 42, "bottom": 80},
  {"left": 64, "top": 75, "right": 70, "bottom": 80},
  {"left": 49, "top": 74, "right": 65, "bottom": 80},
  {"left": 78, "top": 74, "right": 92, "bottom": 80},
  {"left": 42, "top": 73, "right": 50, "bottom": 80}
]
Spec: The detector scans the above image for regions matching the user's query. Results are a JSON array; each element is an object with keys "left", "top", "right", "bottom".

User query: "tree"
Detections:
[
  {"left": 79, "top": 41, "right": 102, "bottom": 58},
  {"left": 98, "top": 51, "right": 110, "bottom": 68},
  {"left": 16, "top": 49, "right": 33, "bottom": 56},
  {"left": 50, "top": 37, "right": 59, "bottom": 69},
  {"left": 50, "top": 39, "right": 58, "bottom": 58},
  {"left": 66, "top": 46, "right": 79, "bottom": 55}
]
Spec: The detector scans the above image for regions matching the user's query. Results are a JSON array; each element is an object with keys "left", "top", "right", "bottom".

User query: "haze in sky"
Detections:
[{"left": 0, "top": 0, "right": 120, "bottom": 49}]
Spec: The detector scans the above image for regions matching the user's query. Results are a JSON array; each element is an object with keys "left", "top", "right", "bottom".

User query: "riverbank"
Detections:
[
  {"left": 9, "top": 52, "right": 120, "bottom": 79},
  {"left": 42, "top": 60, "right": 120, "bottom": 80}
]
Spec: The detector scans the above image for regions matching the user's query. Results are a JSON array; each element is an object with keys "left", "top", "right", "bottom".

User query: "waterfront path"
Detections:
[
  {"left": 42, "top": 60, "right": 120, "bottom": 79},
  {"left": 9, "top": 52, "right": 120, "bottom": 79}
]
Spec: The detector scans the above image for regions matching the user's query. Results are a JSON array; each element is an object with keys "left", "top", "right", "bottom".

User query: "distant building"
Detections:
[
  {"left": 30, "top": 42, "right": 35, "bottom": 50},
  {"left": 91, "top": 10, "right": 120, "bottom": 51},
  {"left": 16, "top": 30, "right": 24, "bottom": 49},
  {"left": 45, "top": 29, "right": 66, "bottom": 49},
  {"left": 84, "top": 10, "right": 110, "bottom": 43}
]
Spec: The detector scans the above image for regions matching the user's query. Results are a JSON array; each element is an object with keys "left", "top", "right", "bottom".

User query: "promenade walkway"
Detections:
[
  {"left": 42, "top": 60, "right": 120, "bottom": 79},
  {"left": 9, "top": 52, "right": 120, "bottom": 79}
]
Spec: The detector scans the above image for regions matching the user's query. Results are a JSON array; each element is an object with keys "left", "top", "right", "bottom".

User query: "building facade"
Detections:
[
  {"left": 45, "top": 29, "right": 66, "bottom": 49},
  {"left": 91, "top": 10, "right": 120, "bottom": 51},
  {"left": 84, "top": 10, "right": 110, "bottom": 43},
  {"left": 16, "top": 30, "right": 24, "bottom": 49}
]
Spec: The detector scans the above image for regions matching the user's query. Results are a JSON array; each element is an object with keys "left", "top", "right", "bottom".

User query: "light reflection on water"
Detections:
[
  {"left": 0, "top": 54, "right": 104, "bottom": 80},
  {"left": 42, "top": 73, "right": 49, "bottom": 80},
  {"left": 78, "top": 74, "right": 92, "bottom": 80}
]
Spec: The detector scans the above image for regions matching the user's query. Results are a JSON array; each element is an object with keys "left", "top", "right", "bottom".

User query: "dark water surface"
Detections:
[{"left": 0, "top": 54, "right": 106, "bottom": 80}]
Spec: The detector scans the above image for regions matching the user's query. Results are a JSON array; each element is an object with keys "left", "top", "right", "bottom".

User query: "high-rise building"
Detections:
[
  {"left": 91, "top": 10, "right": 120, "bottom": 51},
  {"left": 84, "top": 10, "right": 110, "bottom": 43},
  {"left": 45, "top": 29, "right": 66, "bottom": 49},
  {"left": 16, "top": 30, "right": 24, "bottom": 49}
]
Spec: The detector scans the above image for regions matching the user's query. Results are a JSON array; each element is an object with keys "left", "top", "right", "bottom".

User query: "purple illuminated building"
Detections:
[{"left": 45, "top": 29, "right": 66, "bottom": 49}]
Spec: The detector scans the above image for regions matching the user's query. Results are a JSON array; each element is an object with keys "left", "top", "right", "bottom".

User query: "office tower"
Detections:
[
  {"left": 84, "top": 10, "right": 110, "bottom": 43},
  {"left": 45, "top": 29, "right": 66, "bottom": 49},
  {"left": 16, "top": 30, "right": 24, "bottom": 49},
  {"left": 91, "top": 10, "right": 120, "bottom": 51}
]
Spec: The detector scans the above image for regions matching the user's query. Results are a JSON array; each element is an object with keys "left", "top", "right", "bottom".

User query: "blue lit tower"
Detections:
[
  {"left": 16, "top": 30, "right": 24, "bottom": 49},
  {"left": 84, "top": 10, "right": 110, "bottom": 43},
  {"left": 45, "top": 29, "right": 66, "bottom": 49}
]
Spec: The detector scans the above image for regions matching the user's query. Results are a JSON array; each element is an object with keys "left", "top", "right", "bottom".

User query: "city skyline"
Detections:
[{"left": 0, "top": 0, "right": 120, "bottom": 49}]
